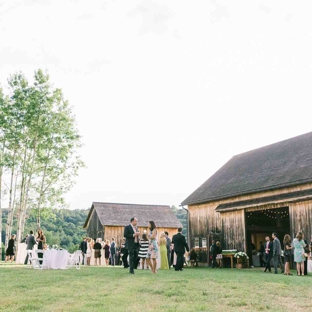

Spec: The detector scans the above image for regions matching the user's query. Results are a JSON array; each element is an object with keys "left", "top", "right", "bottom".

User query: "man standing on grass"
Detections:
[
  {"left": 264, "top": 236, "right": 273, "bottom": 273},
  {"left": 24, "top": 230, "right": 36, "bottom": 265},
  {"left": 80, "top": 237, "right": 87, "bottom": 265},
  {"left": 172, "top": 227, "right": 189, "bottom": 271},
  {"left": 272, "top": 232, "right": 284, "bottom": 274},
  {"left": 110, "top": 238, "right": 116, "bottom": 266},
  {"left": 124, "top": 217, "right": 140, "bottom": 274}
]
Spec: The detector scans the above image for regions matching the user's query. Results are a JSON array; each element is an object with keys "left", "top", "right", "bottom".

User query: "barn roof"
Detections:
[
  {"left": 83, "top": 202, "right": 183, "bottom": 228},
  {"left": 182, "top": 131, "right": 312, "bottom": 206}
]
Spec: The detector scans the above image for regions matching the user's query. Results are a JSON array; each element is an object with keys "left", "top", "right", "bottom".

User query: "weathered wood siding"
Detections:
[
  {"left": 188, "top": 202, "right": 221, "bottom": 248},
  {"left": 289, "top": 200, "right": 312, "bottom": 240},
  {"left": 86, "top": 208, "right": 103, "bottom": 240},
  {"left": 188, "top": 183, "right": 312, "bottom": 252},
  {"left": 221, "top": 210, "right": 245, "bottom": 251}
]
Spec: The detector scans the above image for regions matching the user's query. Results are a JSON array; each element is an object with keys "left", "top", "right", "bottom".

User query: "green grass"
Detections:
[{"left": 0, "top": 264, "right": 310, "bottom": 312}]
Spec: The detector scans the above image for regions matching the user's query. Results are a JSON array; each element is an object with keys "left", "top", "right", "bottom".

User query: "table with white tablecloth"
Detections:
[
  {"left": 15, "top": 243, "right": 27, "bottom": 264},
  {"left": 43, "top": 249, "right": 70, "bottom": 269}
]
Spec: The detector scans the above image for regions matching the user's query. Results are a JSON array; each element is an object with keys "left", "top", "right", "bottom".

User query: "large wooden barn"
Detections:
[
  {"left": 83, "top": 202, "right": 182, "bottom": 245},
  {"left": 181, "top": 132, "right": 312, "bottom": 261}
]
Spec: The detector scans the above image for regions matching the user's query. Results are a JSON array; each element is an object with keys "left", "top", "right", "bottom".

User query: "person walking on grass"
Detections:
[
  {"left": 264, "top": 236, "right": 273, "bottom": 273},
  {"left": 5, "top": 234, "right": 16, "bottom": 263},
  {"left": 24, "top": 230, "right": 37, "bottom": 265},
  {"left": 272, "top": 232, "right": 284, "bottom": 274},
  {"left": 172, "top": 227, "right": 189, "bottom": 271}
]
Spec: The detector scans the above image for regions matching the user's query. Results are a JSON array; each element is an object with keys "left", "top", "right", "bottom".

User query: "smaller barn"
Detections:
[{"left": 83, "top": 202, "right": 182, "bottom": 246}]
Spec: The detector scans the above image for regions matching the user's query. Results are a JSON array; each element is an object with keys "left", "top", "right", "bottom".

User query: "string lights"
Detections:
[{"left": 247, "top": 208, "right": 289, "bottom": 219}]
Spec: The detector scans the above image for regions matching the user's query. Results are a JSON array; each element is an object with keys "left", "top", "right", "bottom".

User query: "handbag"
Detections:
[{"left": 216, "top": 254, "right": 223, "bottom": 260}]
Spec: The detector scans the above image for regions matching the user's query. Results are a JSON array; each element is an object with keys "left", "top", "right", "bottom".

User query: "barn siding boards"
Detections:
[
  {"left": 221, "top": 210, "right": 245, "bottom": 251},
  {"left": 289, "top": 200, "right": 312, "bottom": 240},
  {"left": 84, "top": 202, "right": 183, "bottom": 246}
]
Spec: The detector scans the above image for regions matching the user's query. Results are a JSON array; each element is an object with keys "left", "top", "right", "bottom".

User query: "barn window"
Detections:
[
  {"left": 194, "top": 237, "right": 199, "bottom": 248},
  {"left": 202, "top": 238, "right": 207, "bottom": 248}
]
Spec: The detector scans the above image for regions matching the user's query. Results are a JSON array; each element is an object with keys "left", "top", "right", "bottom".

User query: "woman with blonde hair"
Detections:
[
  {"left": 86, "top": 238, "right": 92, "bottom": 265},
  {"left": 159, "top": 232, "right": 169, "bottom": 270},
  {"left": 293, "top": 231, "right": 306, "bottom": 276},
  {"left": 283, "top": 234, "right": 293, "bottom": 275}
]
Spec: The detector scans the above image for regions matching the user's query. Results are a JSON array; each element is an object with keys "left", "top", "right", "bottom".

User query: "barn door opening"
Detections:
[{"left": 245, "top": 206, "right": 290, "bottom": 267}]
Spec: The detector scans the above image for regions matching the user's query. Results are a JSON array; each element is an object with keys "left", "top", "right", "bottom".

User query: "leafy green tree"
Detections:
[{"left": 0, "top": 69, "right": 84, "bottom": 248}]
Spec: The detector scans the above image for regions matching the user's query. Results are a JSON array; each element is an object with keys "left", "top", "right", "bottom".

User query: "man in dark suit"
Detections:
[
  {"left": 272, "top": 232, "right": 284, "bottom": 274},
  {"left": 172, "top": 227, "right": 189, "bottom": 271},
  {"left": 24, "top": 230, "right": 37, "bottom": 265},
  {"left": 124, "top": 217, "right": 140, "bottom": 274},
  {"left": 110, "top": 238, "right": 116, "bottom": 266},
  {"left": 264, "top": 236, "right": 273, "bottom": 272},
  {"left": 80, "top": 237, "right": 87, "bottom": 265}
]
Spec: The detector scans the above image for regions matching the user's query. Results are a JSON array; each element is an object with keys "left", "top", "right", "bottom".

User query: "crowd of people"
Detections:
[
  {"left": 5, "top": 229, "right": 47, "bottom": 264},
  {"left": 261, "top": 231, "right": 311, "bottom": 276},
  {"left": 4, "top": 222, "right": 312, "bottom": 277},
  {"left": 79, "top": 237, "right": 117, "bottom": 266},
  {"left": 78, "top": 218, "right": 190, "bottom": 274}
]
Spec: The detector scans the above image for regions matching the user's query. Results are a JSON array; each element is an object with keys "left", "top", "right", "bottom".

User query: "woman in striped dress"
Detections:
[{"left": 138, "top": 231, "right": 149, "bottom": 269}]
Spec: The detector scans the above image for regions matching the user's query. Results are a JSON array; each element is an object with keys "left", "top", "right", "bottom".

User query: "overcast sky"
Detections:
[{"left": 1, "top": 0, "right": 311, "bottom": 210}]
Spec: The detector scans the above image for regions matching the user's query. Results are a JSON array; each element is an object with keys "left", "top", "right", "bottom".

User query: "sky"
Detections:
[{"left": 1, "top": 0, "right": 312, "bottom": 210}]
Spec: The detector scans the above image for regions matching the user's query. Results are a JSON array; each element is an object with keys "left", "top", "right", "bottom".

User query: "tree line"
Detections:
[
  {"left": 1, "top": 206, "right": 187, "bottom": 254},
  {"left": 0, "top": 70, "right": 84, "bottom": 250}
]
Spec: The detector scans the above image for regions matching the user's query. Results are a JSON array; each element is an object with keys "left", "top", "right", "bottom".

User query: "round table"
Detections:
[{"left": 44, "top": 249, "right": 69, "bottom": 269}]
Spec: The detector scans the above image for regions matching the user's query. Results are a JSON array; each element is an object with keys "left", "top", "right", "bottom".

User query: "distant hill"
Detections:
[{"left": 1, "top": 208, "right": 89, "bottom": 253}]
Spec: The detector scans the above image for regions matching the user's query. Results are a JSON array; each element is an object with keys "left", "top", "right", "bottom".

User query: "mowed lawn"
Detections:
[{"left": 0, "top": 264, "right": 310, "bottom": 312}]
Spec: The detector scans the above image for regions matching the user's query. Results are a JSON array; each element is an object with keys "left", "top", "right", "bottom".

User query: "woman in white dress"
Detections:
[{"left": 86, "top": 238, "right": 92, "bottom": 266}]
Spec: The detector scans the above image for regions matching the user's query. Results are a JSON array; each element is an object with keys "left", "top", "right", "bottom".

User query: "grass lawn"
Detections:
[{"left": 0, "top": 264, "right": 310, "bottom": 312}]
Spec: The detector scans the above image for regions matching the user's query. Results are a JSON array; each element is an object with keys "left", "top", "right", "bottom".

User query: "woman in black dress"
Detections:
[
  {"left": 104, "top": 240, "right": 110, "bottom": 266},
  {"left": 5, "top": 234, "right": 16, "bottom": 262},
  {"left": 37, "top": 229, "right": 46, "bottom": 264},
  {"left": 283, "top": 234, "right": 293, "bottom": 275}
]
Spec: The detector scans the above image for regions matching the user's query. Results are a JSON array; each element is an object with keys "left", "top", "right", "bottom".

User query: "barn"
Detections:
[
  {"left": 181, "top": 131, "right": 312, "bottom": 264},
  {"left": 83, "top": 202, "right": 182, "bottom": 245}
]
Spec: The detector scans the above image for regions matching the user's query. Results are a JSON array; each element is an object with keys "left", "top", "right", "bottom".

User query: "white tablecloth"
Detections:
[
  {"left": 308, "top": 260, "right": 312, "bottom": 273},
  {"left": 16, "top": 243, "right": 27, "bottom": 264},
  {"left": 44, "top": 249, "right": 69, "bottom": 269}
]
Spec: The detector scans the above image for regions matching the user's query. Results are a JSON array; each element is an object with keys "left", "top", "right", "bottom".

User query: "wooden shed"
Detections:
[
  {"left": 181, "top": 131, "right": 312, "bottom": 261},
  {"left": 83, "top": 202, "right": 183, "bottom": 246}
]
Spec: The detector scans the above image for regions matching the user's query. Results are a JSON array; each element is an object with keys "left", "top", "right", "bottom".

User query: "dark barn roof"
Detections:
[
  {"left": 84, "top": 202, "right": 183, "bottom": 228},
  {"left": 182, "top": 131, "right": 312, "bottom": 206}
]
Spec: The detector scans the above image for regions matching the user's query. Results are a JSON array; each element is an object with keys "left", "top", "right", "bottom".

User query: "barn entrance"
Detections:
[{"left": 245, "top": 206, "right": 290, "bottom": 266}]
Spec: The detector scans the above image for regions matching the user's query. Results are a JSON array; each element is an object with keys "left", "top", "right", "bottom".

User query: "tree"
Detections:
[{"left": 0, "top": 70, "right": 84, "bottom": 249}]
